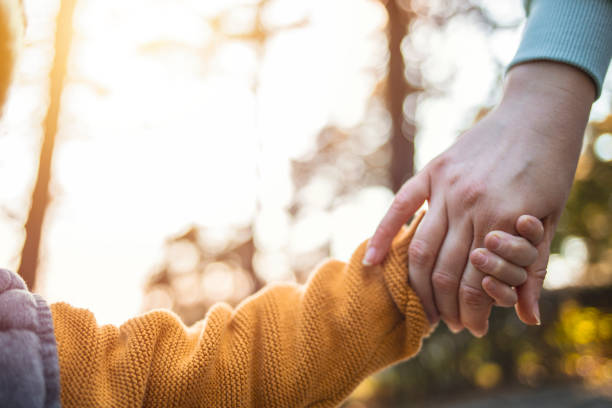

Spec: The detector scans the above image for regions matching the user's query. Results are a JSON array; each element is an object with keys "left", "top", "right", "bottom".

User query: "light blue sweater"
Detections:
[{"left": 509, "top": 0, "right": 612, "bottom": 98}]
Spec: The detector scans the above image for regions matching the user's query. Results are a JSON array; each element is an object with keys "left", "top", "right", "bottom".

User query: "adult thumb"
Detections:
[{"left": 364, "top": 171, "right": 429, "bottom": 265}]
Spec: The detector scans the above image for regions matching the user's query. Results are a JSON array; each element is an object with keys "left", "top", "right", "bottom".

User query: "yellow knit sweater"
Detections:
[{"left": 51, "top": 214, "right": 430, "bottom": 407}]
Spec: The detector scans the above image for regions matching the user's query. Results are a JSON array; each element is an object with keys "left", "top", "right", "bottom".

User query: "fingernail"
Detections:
[
  {"left": 363, "top": 247, "right": 377, "bottom": 266},
  {"left": 489, "top": 234, "right": 500, "bottom": 250},
  {"left": 473, "top": 322, "right": 488, "bottom": 338},
  {"left": 533, "top": 302, "right": 541, "bottom": 325},
  {"left": 447, "top": 322, "right": 463, "bottom": 333},
  {"left": 471, "top": 250, "right": 486, "bottom": 267}
]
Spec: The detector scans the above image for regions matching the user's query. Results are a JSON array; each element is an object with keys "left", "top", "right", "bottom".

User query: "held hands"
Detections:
[
  {"left": 471, "top": 215, "right": 546, "bottom": 327},
  {"left": 364, "top": 62, "right": 595, "bottom": 337},
  {"left": 471, "top": 215, "right": 543, "bottom": 309}
]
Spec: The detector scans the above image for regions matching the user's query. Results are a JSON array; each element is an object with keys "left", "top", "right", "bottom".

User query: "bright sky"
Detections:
[{"left": 0, "top": 0, "right": 610, "bottom": 325}]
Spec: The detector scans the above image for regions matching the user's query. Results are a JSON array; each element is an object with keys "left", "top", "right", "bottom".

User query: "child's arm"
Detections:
[{"left": 52, "top": 213, "right": 430, "bottom": 408}]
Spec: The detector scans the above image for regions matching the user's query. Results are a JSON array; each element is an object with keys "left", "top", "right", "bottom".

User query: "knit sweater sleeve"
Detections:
[
  {"left": 509, "top": 0, "right": 612, "bottom": 98},
  {"left": 51, "top": 213, "right": 430, "bottom": 408}
]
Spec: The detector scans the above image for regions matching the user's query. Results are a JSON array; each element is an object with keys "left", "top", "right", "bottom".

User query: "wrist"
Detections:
[
  {"left": 497, "top": 62, "right": 593, "bottom": 148},
  {"left": 490, "top": 61, "right": 594, "bottom": 188},
  {"left": 503, "top": 61, "right": 596, "bottom": 105}
]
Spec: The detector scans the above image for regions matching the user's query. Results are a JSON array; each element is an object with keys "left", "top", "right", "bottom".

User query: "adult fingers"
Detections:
[
  {"left": 516, "top": 215, "right": 545, "bottom": 246},
  {"left": 431, "top": 220, "right": 472, "bottom": 333},
  {"left": 483, "top": 231, "right": 539, "bottom": 268},
  {"left": 365, "top": 171, "right": 429, "bottom": 265},
  {"left": 515, "top": 216, "right": 556, "bottom": 325},
  {"left": 471, "top": 248, "right": 527, "bottom": 286},
  {"left": 482, "top": 275, "right": 518, "bottom": 307},
  {"left": 459, "top": 239, "right": 494, "bottom": 337},
  {"left": 408, "top": 201, "right": 447, "bottom": 324}
]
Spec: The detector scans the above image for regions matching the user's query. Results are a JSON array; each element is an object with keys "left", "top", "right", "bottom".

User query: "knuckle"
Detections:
[
  {"left": 432, "top": 271, "right": 459, "bottom": 293},
  {"left": 429, "top": 155, "right": 449, "bottom": 173},
  {"left": 374, "top": 222, "right": 393, "bottom": 240},
  {"left": 507, "top": 237, "right": 520, "bottom": 254},
  {"left": 489, "top": 257, "right": 504, "bottom": 277},
  {"left": 409, "top": 240, "right": 434, "bottom": 268},
  {"left": 456, "top": 181, "right": 487, "bottom": 207},
  {"left": 511, "top": 238, "right": 531, "bottom": 261},
  {"left": 459, "top": 283, "right": 492, "bottom": 309},
  {"left": 506, "top": 266, "right": 527, "bottom": 287},
  {"left": 392, "top": 189, "right": 412, "bottom": 209}
]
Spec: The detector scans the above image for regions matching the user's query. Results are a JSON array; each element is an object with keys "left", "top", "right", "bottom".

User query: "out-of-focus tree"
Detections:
[
  {"left": 143, "top": 0, "right": 423, "bottom": 312},
  {"left": 141, "top": 0, "right": 612, "bottom": 405},
  {"left": 143, "top": 0, "right": 308, "bottom": 321},
  {"left": 553, "top": 116, "right": 612, "bottom": 287},
  {"left": 143, "top": 225, "right": 263, "bottom": 326},
  {"left": 18, "top": 0, "right": 78, "bottom": 289},
  {"left": 386, "top": 0, "right": 417, "bottom": 191}
]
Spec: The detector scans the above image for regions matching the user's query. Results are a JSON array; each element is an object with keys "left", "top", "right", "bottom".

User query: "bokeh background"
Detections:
[{"left": 1, "top": 0, "right": 611, "bottom": 406}]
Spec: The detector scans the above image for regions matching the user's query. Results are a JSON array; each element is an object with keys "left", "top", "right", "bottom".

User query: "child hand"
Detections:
[{"left": 469, "top": 215, "right": 544, "bottom": 307}]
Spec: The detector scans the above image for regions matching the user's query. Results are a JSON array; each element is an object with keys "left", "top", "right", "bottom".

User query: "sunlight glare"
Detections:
[
  {"left": 253, "top": 250, "right": 293, "bottom": 283},
  {"left": 594, "top": 133, "right": 612, "bottom": 162},
  {"left": 545, "top": 236, "right": 589, "bottom": 289},
  {"left": 330, "top": 186, "right": 394, "bottom": 261},
  {"left": 289, "top": 210, "right": 331, "bottom": 253},
  {"left": 201, "top": 262, "right": 236, "bottom": 302},
  {"left": 254, "top": 209, "right": 290, "bottom": 252}
]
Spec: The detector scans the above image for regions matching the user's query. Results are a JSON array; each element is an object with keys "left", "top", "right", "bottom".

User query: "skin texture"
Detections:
[
  {"left": 473, "top": 215, "right": 544, "bottom": 308},
  {"left": 365, "top": 61, "right": 595, "bottom": 336}
]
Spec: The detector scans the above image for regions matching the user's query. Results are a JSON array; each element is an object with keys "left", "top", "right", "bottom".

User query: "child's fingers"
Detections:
[
  {"left": 470, "top": 248, "right": 527, "bottom": 287},
  {"left": 484, "top": 231, "right": 538, "bottom": 267},
  {"left": 516, "top": 215, "right": 545, "bottom": 246},
  {"left": 482, "top": 276, "right": 517, "bottom": 307}
]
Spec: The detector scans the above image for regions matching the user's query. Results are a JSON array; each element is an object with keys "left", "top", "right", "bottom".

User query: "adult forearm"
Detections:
[{"left": 500, "top": 61, "right": 594, "bottom": 183}]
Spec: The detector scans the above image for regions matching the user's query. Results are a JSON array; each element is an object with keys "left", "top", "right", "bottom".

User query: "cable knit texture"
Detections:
[
  {"left": 510, "top": 0, "right": 612, "bottom": 98},
  {"left": 0, "top": 268, "right": 61, "bottom": 408},
  {"left": 52, "top": 213, "right": 430, "bottom": 408}
]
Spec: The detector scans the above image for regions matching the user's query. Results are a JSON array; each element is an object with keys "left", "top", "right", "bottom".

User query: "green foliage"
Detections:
[
  {"left": 553, "top": 117, "right": 612, "bottom": 286},
  {"left": 346, "top": 287, "right": 612, "bottom": 407}
]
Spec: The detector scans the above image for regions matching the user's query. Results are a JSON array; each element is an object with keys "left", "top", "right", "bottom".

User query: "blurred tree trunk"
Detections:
[
  {"left": 385, "top": 0, "right": 417, "bottom": 192},
  {"left": 18, "top": 0, "right": 77, "bottom": 289}
]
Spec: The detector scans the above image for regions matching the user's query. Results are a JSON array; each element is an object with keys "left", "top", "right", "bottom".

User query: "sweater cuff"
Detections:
[{"left": 509, "top": 0, "right": 612, "bottom": 98}]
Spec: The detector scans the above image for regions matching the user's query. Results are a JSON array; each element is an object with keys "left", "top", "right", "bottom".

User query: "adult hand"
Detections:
[{"left": 365, "top": 61, "right": 595, "bottom": 336}]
